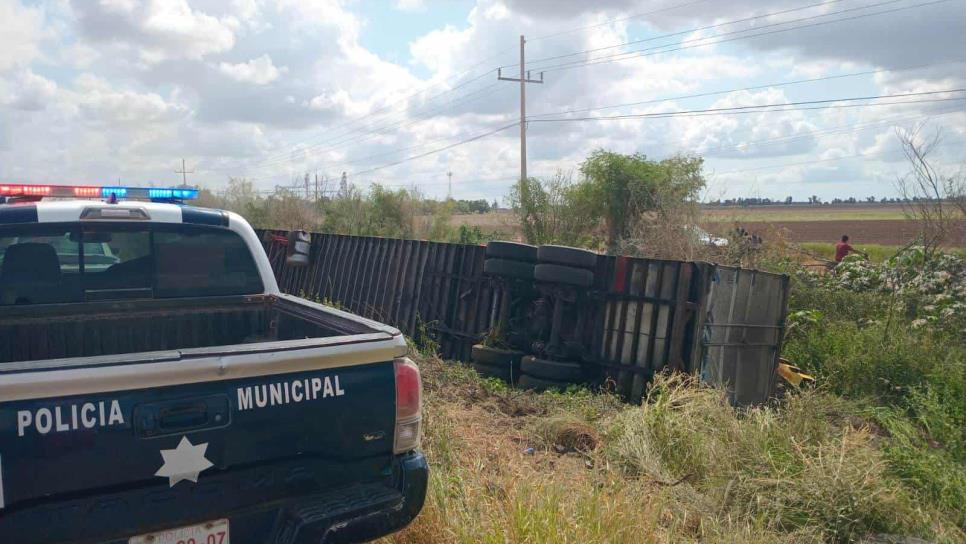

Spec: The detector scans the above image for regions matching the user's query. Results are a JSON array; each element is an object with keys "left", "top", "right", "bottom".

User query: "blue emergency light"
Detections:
[{"left": 0, "top": 184, "right": 199, "bottom": 203}]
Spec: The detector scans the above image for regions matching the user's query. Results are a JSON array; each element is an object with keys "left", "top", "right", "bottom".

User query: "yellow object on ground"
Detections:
[{"left": 778, "top": 358, "right": 815, "bottom": 387}]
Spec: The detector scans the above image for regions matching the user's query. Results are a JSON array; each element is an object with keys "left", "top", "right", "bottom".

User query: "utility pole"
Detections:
[
  {"left": 447, "top": 171, "right": 453, "bottom": 200},
  {"left": 498, "top": 35, "right": 543, "bottom": 182},
  {"left": 175, "top": 159, "right": 194, "bottom": 187}
]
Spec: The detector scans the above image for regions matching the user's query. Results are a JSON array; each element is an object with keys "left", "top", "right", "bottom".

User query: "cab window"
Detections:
[{"left": 0, "top": 223, "right": 263, "bottom": 305}]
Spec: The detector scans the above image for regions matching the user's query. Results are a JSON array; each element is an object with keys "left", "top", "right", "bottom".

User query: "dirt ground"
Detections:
[
  {"left": 700, "top": 204, "right": 910, "bottom": 222},
  {"left": 702, "top": 219, "right": 966, "bottom": 247},
  {"left": 452, "top": 209, "right": 966, "bottom": 247}
]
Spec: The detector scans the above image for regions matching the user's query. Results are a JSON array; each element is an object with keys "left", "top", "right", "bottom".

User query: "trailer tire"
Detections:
[
  {"left": 471, "top": 344, "right": 523, "bottom": 366},
  {"left": 486, "top": 241, "right": 537, "bottom": 262},
  {"left": 517, "top": 374, "right": 570, "bottom": 391},
  {"left": 484, "top": 258, "right": 535, "bottom": 280},
  {"left": 537, "top": 245, "right": 598, "bottom": 269},
  {"left": 534, "top": 263, "right": 594, "bottom": 287},
  {"left": 520, "top": 356, "right": 584, "bottom": 382},
  {"left": 472, "top": 361, "right": 513, "bottom": 382}
]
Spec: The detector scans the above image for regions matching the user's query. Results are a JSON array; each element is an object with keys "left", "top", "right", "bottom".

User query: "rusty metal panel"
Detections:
[{"left": 701, "top": 266, "right": 789, "bottom": 406}]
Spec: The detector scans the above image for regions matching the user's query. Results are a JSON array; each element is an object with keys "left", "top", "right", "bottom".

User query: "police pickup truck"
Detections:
[{"left": 0, "top": 184, "right": 427, "bottom": 544}]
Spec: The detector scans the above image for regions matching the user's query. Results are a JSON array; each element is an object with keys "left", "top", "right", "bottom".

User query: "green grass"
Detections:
[{"left": 383, "top": 355, "right": 965, "bottom": 544}]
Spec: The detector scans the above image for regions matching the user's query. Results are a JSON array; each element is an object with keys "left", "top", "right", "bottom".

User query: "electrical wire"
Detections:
[
  {"left": 233, "top": 82, "right": 511, "bottom": 173},
  {"left": 527, "top": 62, "right": 953, "bottom": 119},
  {"left": 527, "top": 89, "right": 966, "bottom": 123},
  {"left": 346, "top": 122, "right": 518, "bottom": 177},
  {"left": 517, "top": 0, "right": 850, "bottom": 68},
  {"left": 536, "top": 0, "right": 951, "bottom": 73},
  {"left": 528, "top": 0, "right": 718, "bottom": 42}
]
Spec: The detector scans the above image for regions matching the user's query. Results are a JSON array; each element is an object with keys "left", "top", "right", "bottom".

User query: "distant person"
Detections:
[{"left": 834, "top": 235, "right": 864, "bottom": 262}]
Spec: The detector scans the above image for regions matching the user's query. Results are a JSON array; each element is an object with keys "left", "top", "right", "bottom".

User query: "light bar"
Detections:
[
  {"left": 0, "top": 184, "right": 198, "bottom": 202},
  {"left": 149, "top": 188, "right": 199, "bottom": 200}
]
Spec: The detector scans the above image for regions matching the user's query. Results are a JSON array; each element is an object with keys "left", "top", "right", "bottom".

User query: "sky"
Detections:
[{"left": 0, "top": 0, "right": 964, "bottom": 202}]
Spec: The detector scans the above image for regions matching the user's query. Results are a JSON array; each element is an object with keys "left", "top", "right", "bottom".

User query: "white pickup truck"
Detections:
[{"left": 0, "top": 185, "right": 427, "bottom": 544}]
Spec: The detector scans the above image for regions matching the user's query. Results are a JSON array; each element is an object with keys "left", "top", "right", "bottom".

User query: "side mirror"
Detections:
[{"left": 286, "top": 230, "right": 311, "bottom": 267}]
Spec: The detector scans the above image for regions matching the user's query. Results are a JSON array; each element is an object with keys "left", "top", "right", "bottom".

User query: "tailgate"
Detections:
[{"left": 0, "top": 344, "right": 401, "bottom": 540}]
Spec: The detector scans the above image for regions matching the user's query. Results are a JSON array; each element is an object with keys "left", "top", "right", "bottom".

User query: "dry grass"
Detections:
[{"left": 379, "top": 359, "right": 964, "bottom": 544}]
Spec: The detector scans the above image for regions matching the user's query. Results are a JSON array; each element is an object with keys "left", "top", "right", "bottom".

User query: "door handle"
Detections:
[
  {"left": 159, "top": 402, "right": 208, "bottom": 430},
  {"left": 134, "top": 395, "right": 230, "bottom": 438}
]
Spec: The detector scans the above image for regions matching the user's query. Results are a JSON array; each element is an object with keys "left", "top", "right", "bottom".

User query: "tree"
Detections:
[
  {"left": 895, "top": 124, "right": 965, "bottom": 254},
  {"left": 508, "top": 173, "right": 597, "bottom": 247},
  {"left": 579, "top": 150, "right": 705, "bottom": 252}
]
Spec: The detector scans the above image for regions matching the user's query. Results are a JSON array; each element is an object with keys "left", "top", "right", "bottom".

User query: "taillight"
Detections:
[{"left": 394, "top": 357, "right": 422, "bottom": 453}]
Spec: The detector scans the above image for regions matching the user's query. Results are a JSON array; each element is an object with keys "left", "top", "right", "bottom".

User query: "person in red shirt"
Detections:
[{"left": 835, "top": 235, "right": 857, "bottom": 262}]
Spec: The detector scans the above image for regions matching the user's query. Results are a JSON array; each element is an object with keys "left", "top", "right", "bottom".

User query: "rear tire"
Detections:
[
  {"left": 484, "top": 258, "right": 535, "bottom": 280},
  {"left": 517, "top": 374, "right": 570, "bottom": 391},
  {"left": 520, "top": 356, "right": 584, "bottom": 382},
  {"left": 486, "top": 241, "right": 537, "bottom": 262},
  {"left": 472, "top": 361, "right": 513, "bottom": 382},
  {"left": 471, "top": 344, "right": 523, "bottom": 366},
  {"left": 537, "top": 245, "right": 598, "bottom": 269},
  {"left": 534, "top": 263, "right": 594, "bottom": 287},
  {"left": 470, "top": 345, "right": 522, "bottom": 383}
]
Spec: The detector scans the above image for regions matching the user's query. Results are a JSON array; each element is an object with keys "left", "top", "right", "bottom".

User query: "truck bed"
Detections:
[{"left": 0, "top": 294, "right": 387, "bottom": 365}]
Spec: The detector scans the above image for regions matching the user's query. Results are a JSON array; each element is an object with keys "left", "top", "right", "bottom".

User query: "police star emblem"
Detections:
[{"left": 154, "top": 436, "right": 214, "bottom": 487}]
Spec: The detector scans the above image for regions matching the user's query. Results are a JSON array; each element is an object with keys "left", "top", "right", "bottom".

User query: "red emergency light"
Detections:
[{"left": 0, "top": 184, "right": 198, "bottom": 202}]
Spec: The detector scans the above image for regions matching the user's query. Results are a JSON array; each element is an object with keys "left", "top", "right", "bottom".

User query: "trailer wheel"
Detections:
[
  {"left": 534, "top": 263, "right": 594, "bottom": 287},
  {"left": 484, "top": 258, "right": 535, "bottom": 280},
  {"left": 517, "top": 373, "right": 570, "bottom": 391},
  {"left": 486, "top": 241, "right": 537, "bottom": 262},
  {"left": 537, "top": 245, "right": 598, "bottom": 269},
  {"left": 471, "top": 344, "right": 523, "bottom": 366},
  {"left": 471, "top": 361, "right": 513, "bottom": 382},
  {"left": 520, "top": 356, "right": 584, "bottom": 382}
]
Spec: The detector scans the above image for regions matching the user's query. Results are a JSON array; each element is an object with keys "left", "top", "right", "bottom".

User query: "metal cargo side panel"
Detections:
[
  {"left": 701, "top": 266, "right": 790, "bottom": 405},
  {"left": 594, "top": 257, "right": 702, "bottom": 403}
]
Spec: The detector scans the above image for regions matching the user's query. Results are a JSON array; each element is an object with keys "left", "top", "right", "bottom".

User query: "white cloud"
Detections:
[
  {"left": 0, "top": 71, "right": 59, "bottom": 111},
  {"left": 74, "top": 74, "right": 186, "bottom": 125},
  {"left": 0, "top": 0, "right": 45, "bottom": 72},
  {"left": 0, "top": 0, "right": 963, "bottom": 201},
  {"left": 73, "top": 0, "right": 236, "bottom": 64},
  {"left": 395, "top": 0, "right": 426, "bottom": 12},
  {"left": 218, "top": 54, "right": 286, "bottom": 85}
]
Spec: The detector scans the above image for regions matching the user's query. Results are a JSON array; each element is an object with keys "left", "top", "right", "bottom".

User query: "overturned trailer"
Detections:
[{"left": 261, "top": 232, "right": 790, "bottom": 405}]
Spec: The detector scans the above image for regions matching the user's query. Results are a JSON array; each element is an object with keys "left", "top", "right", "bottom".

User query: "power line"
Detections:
[
  {"left": 711, "top": 136, "right": 964, "bottom": 176},
  {"left": 236, "top": 82, "right": 510, "bottom": 173},
  {"left": 527, "top": 89, "right": 966, "bottom": 123},
  {"left": 517, "top": 0, "right": 849, "bottom": 69},
  {"left": 175, "top": 158, "right": 194, "bottom": 186},
  {"left": 535, "top": 0, "right": 951, "bottom": 73},
  {"left": 249, "top": 0, "right": 731, "bottom": 172},
  {"left": 241, "top": 79, "right": 501, "bottom": 170},
  {"left": 528, "top": 62, "right": 951, "bottom": 119},
  {"left": 347, "top": 122, "right": 518, "bottom": 177},
  {"left": 221, "top": 46, "right": 519, "bottom": 174},
  {"left": 528, "top": 0, "right": 718, "bottom": 42}
]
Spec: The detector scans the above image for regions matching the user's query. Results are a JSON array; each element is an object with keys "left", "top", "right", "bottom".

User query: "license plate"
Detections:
[{"left": 129, "top": 519, "right": 229, "bottom": 544}]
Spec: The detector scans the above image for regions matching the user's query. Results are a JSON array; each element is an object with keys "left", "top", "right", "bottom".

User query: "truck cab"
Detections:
[{"left": 0, "top": 184, "right": 427, "bottom": 544}]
